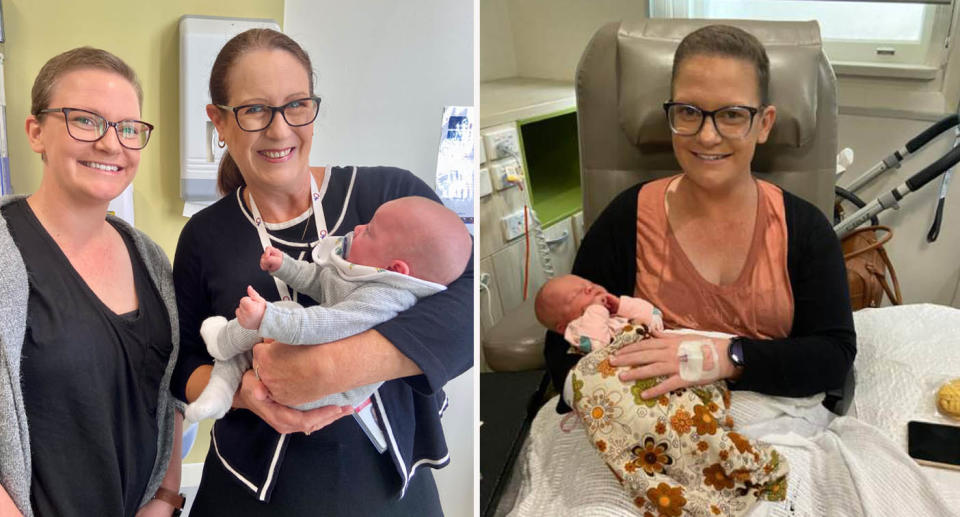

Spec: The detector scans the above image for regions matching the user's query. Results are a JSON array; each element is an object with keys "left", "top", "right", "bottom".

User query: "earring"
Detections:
[{"left": 217, "top": 139, "right": 226, "bottom": 149}]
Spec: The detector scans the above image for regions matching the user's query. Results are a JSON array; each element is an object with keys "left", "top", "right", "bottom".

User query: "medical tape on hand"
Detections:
[{"left": 677, "top": 339, "right": 720, "bottom": 382}]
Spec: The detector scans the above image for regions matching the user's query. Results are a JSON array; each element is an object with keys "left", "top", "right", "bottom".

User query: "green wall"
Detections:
[{"left": 2, "top": 0, "right": 285, "bottom": 257}]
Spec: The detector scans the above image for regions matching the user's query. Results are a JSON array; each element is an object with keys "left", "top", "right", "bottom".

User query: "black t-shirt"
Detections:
[{"left": 2, "top": 198, "right": 172, "bottom": 517}]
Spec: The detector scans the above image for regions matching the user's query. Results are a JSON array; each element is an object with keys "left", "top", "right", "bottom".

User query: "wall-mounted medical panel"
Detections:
[{"left": 179, "top": 15, "right": 279, "bottom": 202}]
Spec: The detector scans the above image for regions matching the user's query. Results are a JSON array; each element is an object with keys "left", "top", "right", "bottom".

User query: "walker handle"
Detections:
[
  {"left": 906, "top": 144, "right": 960, "bottom": 191},
  {"left": 906, "top": 114, "right": 959, "bottom": 153}
]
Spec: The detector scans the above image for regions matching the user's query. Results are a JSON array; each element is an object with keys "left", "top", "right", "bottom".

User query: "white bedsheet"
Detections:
[{"left": 506, "top": 304, "right": 960, "bottom": 517}]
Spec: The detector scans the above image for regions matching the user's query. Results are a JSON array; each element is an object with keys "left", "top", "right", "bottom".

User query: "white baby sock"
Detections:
[
  {"left": 201, "top": 316, "right": 231, "bottom": 360},
  {"left": 184, "top": 374, "right": 235, "bottom": 423}
]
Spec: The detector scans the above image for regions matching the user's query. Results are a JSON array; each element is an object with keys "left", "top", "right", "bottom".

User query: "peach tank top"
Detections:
[{"left": 634, "top": 176, "right": 793, "bottom": 339}]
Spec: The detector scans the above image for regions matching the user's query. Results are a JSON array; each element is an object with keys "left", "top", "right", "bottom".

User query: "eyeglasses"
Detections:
[
  {"left": 39, "top": 108, "right": 154, "bottom": 150},
  {"left": 217, "top": 97, "right": 321, "bottom": 132},
  {"left": 663, "top": 102, "right": 761, "bottom": 140}
]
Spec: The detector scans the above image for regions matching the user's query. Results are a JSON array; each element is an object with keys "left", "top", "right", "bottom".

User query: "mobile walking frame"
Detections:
[{"left": 834, "top": 114, "right": 960, "bottom": 239}]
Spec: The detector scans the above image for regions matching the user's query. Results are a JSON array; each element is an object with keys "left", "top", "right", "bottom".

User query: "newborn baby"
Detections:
[
  {"left": 185, "top": 196, "right": 472, "bottom": 423},
  {"left": 535, "top": 275, "right": 788, "bottom": 516}
]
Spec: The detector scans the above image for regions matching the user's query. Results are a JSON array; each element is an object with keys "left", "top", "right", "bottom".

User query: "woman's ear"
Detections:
[
  {"left": 25, "top": 115, "right": 45, "bottom": 154},
  {"left": 756, "top": 104, "right": 777, "bottom": 144},
  {"left": 206, "top": 104, "right": 228, "bottom": 142}
]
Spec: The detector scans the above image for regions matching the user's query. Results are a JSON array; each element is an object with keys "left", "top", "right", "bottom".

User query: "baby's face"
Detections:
[
  {"left": 549, "top": 275, "right": 612, "bottom": 330},
  {"left": 347, "top": 211, "right": 395, "bottom": 269}
]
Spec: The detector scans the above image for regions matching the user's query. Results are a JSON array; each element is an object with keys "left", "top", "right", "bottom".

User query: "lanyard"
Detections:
[
  {"left": 247, "top": 172, "right": 328, "bottom": 302},
  {"left": 245, "top": 168, "right": 387, "bottom": 452}
]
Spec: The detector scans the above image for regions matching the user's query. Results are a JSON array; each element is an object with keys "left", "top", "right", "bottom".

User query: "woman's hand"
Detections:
[
  {"left": 608, "top": 330, "right": 736, "bottom": 399},
  {"left": 252, "top": 339, "right": 329, "bottom": 406},
  {"left": 233, "top": 368, "right": 352, "bottom": 435},
  {"left": 253, "top": 330, "right": 422, "bottom": 408}
]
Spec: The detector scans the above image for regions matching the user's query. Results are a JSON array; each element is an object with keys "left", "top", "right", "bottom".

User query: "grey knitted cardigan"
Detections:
[{"left": 0, "top": 195, "right": 180, "bottom": 516}]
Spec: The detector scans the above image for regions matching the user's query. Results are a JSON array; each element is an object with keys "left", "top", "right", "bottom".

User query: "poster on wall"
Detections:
[
  {"left": 435, "top": 106, "right": 476, "bottom": 235},
  {"left": 0, "top": 53, "right": 11, "bottom": 195}
]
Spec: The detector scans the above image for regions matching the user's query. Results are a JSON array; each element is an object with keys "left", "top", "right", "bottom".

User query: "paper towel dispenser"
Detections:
[{"left": 179, "top": 15, "right": 280, "bottom": 202}]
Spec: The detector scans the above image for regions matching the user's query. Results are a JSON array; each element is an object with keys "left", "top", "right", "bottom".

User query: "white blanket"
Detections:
[{"left": 507, "top": 305, "right": 960, "bottom": 517}]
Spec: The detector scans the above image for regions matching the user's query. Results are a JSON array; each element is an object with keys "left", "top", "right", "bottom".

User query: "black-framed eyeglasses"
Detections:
[
  {"left": 39, "top": 108, "right": 154, "bottom": 150},
  {"left": 217, "top": 97, "right": 321, "bottom": 132},
  {"left": 663, "top": 102, "right": 762, "bottom": 140}
]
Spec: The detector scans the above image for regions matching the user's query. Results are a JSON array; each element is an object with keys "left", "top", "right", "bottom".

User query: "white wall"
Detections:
[
  {"left": 283, "top": 2, "right": 475, "bottom": 516},
  {"left": 481, "top": 0, "right": 647, "bottom": 82},
  {"left": 286, "top": 0, "right": 474, "bottom": 186},
  {"left": 479, "top": 0, "right": 518, "bottom": 81}
]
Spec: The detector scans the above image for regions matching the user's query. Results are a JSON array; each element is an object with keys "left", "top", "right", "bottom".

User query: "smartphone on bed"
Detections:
[{"left": 907, "top": 420, "right": 960, "bottom": 471}]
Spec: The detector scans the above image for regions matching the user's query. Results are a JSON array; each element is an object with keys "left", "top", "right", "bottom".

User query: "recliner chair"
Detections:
[
  {"left": 575, "top": 18, "right": 853, "bottom": 414},
  {"left": 578, "top": 18, "right": 837, "bottom": 227}
]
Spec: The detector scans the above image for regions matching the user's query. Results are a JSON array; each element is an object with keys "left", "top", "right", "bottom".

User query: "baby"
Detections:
[
  {"left": 535, "top": 275, "right": 788, "bottom": 517},
  {"left": 185, "top": 196, "right": 472, "bottom": 423}
]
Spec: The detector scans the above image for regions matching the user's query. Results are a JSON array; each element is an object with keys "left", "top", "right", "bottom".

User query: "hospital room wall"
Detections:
[
  {"left": 480, "top": 0, "right": 647, "bottom": 82},
  {"left": 482, "top": 0, "right": 960, "bottom": 308},
  {"left": 1, "top": 0, "right": 285, "bottom": 258},
  {"left": 281, "top": 2, "right": 476, "bottom": 516}
]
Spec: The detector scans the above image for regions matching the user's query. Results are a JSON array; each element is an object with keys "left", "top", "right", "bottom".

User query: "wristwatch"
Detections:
[
  {"left": 153, "top": 486, "right": 186, "bottom": 516},
  {"left": 727, "top": 336, "right": 746, "bottom": 368}
]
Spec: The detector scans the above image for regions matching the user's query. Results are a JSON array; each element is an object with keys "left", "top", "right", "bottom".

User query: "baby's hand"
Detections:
[
  {"left": 261, "top": 247, "right": 284, "bottom": 273},
  {"left": 237, "top": 285, "right": 267, "bottom": 330},
  {"left": 601, "top": 293, "right": 620, "bottom": 314}
]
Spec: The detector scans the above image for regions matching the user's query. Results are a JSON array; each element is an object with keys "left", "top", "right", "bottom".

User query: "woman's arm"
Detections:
[
  {"left": 610, "top": 193, "right": 856, "bottom": 399},
  {"left": 170, "top": 221, "right": 215, "bottom": 404},
  {"left": 136, "top": 412, "right": 182, "bottom": 517},
  {"left": 546, "top": 184, "right": 643, "bottom": 413},
  {"left": 731, "top": 193, "right": 856, "bottom": 396},
  {"left": 0, "top": 485, "right": 22, "bottom": 517},
  {"left": 254, "top": 330, "right": 421, "bottom": 407},
  {"left": 254, "top": 169, "right": 473, "bottom": 403}
]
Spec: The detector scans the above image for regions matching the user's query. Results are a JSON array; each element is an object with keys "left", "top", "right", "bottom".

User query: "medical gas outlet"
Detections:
[{"left": 502, "top": 208, "right": 535, "bottom": 241}]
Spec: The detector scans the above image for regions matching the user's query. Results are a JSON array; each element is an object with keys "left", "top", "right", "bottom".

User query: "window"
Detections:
[{"left": 649, "top": 0, "right": 952, "bottom": 69}]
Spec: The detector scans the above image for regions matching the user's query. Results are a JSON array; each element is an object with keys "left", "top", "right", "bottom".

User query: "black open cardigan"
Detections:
[{"left": 545, "top": 182, "right": 856, "bottom": 413}]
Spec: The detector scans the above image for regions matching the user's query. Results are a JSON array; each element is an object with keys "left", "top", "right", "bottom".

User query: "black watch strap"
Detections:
[{"left": 728, "top": 336, "right": 746, "bottom": 368}]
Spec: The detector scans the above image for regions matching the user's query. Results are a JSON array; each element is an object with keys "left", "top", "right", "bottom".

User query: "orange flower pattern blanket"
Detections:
[{"left": 570, "top": 325, "right": 789, "bottom": 516}]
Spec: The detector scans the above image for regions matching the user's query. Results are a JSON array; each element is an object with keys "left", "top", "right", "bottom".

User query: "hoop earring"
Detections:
[{"left": 217, "top": 139, "right": 226, "bottom": 149}]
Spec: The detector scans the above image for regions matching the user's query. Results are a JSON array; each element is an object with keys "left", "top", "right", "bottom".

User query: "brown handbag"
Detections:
[{"left": 841, "top": 225, "right": 903, "bottom": 310}]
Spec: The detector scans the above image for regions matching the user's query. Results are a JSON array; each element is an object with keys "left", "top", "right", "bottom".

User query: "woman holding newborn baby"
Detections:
[
  {"left": 170, "top": 29, "right": 472, "bottom": 516},
  {"left": 545, "top": 24, "right": 855, "bottom": 419}
]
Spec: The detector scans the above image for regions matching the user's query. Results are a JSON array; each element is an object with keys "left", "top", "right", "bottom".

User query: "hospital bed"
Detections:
[{"left": 488, "top": 19, "right": 960, "bottom": 516}]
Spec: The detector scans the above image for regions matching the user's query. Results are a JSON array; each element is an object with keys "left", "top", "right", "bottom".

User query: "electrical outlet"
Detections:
[
  {"left": 501, "top": 208, "right": 533, "bottom": 241},
  {"left": 482, "top": 124, "right": 520, "bottom": 161},
  {"left": 479, "top": 167, "right": 493, "bottom": 197}
]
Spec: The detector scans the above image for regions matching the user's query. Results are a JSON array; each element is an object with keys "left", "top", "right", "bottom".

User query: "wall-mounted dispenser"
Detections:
[{"left": 179, "top": 15, "right": 280, "bottom": 203}]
